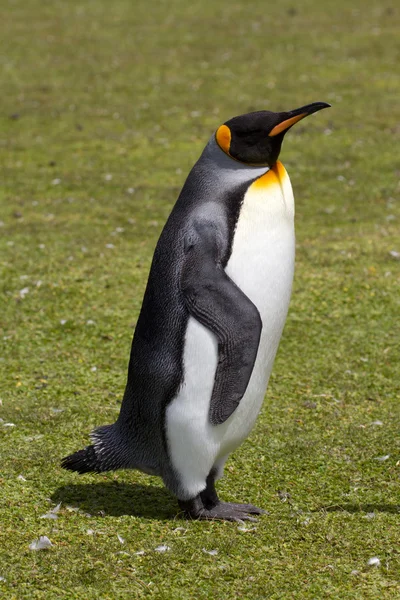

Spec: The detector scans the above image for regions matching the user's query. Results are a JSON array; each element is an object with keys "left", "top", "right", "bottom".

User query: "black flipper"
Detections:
[{"left": 181, "top": 220, "right": 262, "bottom": 426}]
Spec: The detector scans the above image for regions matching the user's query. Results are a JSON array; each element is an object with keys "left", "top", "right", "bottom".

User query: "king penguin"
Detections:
[{"left": 62, "top": 101, "right": 330, "bottom": 521}]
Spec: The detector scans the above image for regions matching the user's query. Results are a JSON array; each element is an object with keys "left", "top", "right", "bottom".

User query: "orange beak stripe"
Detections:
[
  {"left": 268, "top": 113, "right": 307, "bottom": 137},
  {"left": 215, "top": 124, "right": 231, "bottom": 153}
]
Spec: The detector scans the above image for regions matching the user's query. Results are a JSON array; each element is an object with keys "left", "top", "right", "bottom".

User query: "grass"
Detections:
[{"left": 0, "top": 0, "right": 399, "bottom": 597}]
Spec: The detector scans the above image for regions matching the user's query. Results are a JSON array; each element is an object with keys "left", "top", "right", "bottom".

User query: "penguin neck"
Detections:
[{"left": 200, "top": 137, "right": 270, "bottom": 185}]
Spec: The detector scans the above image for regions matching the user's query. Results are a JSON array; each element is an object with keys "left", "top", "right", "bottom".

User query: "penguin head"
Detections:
[{"left": 215, "top": 102, "right": 330, "bottom": 167}]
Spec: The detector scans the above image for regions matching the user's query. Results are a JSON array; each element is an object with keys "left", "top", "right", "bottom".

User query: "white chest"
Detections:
[{"left": 227, "top": 161, "right": 295, "bottom": 336}]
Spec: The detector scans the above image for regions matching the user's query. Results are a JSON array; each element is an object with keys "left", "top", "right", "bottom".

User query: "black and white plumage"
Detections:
[{"left": 62, "top": 102, "right": 330, "bottom": 520}]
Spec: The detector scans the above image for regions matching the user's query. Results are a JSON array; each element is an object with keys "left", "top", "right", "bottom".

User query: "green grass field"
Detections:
[{"left": 1, "top": 0, "right": 399, "bottom": 597}]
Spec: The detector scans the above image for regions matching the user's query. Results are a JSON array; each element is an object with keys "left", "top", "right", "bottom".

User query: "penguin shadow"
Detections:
[
  {"left": 314, "top": 503, "right": 399, "bottom": 514},
  {"left": 52, "top": 482, "right": 178, "bottom": 520}
]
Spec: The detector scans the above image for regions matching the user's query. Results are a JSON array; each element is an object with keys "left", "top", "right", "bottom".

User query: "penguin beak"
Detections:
[{"left": 268, "top": 102, "right": 331, "bottom": 137}]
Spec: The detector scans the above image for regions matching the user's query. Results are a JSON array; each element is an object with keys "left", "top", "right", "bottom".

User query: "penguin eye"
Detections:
[{"left": 215, "top": 125, "right": 231, "bottom": 155}]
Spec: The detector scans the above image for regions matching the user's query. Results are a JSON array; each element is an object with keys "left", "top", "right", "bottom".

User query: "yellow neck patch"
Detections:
[
  {"left": 251, "top": 160, "right": 287, "bottom": 189},
  {"left": 215, "top": 124, "right": 231, "bottom": 154}
]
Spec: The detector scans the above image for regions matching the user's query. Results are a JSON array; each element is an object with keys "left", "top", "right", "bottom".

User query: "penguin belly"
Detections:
[{"left": 165, "top": 162, "right": 295, "bottom": 500}]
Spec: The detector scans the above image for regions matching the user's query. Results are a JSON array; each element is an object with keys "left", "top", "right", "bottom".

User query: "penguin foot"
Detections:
[
  {"left": 178, "top": 469, "right": 266, "bottom": 521},
  {"left": 179, "top": 497, "right": 264, "bottom": 522}
]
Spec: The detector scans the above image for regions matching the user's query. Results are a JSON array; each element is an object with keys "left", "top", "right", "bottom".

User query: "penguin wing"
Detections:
[{"left": 181, "top": 220, "right": 262, "bottom": 425}]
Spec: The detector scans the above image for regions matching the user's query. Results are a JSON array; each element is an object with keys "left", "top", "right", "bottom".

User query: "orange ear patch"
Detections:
[
  {"left": 268, "top": 113, "right": 306, "bottom": 137},
  {"left": 215, "top": 125, "right": 231, "bottom": 154}
]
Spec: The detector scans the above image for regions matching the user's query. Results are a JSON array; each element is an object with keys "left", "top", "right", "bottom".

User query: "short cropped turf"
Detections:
[{"left": 0, "top": 0, "right": 399, "bottom": 598}]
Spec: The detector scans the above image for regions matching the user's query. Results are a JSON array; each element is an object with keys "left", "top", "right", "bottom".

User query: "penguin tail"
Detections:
[
  {"left": 61, "top": 444, "right": 102, "bottom": 474},
  {"left": 61, "top": 424, "right": 129, "bottom": 474}
]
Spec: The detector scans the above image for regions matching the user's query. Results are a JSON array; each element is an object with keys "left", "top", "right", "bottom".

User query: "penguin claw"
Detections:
[
  {"left": 200, "top": 504, "right": 259, "bottom": 522},
  {"left": 224, "top": 502, "right": 266, "bottom": 515}
]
